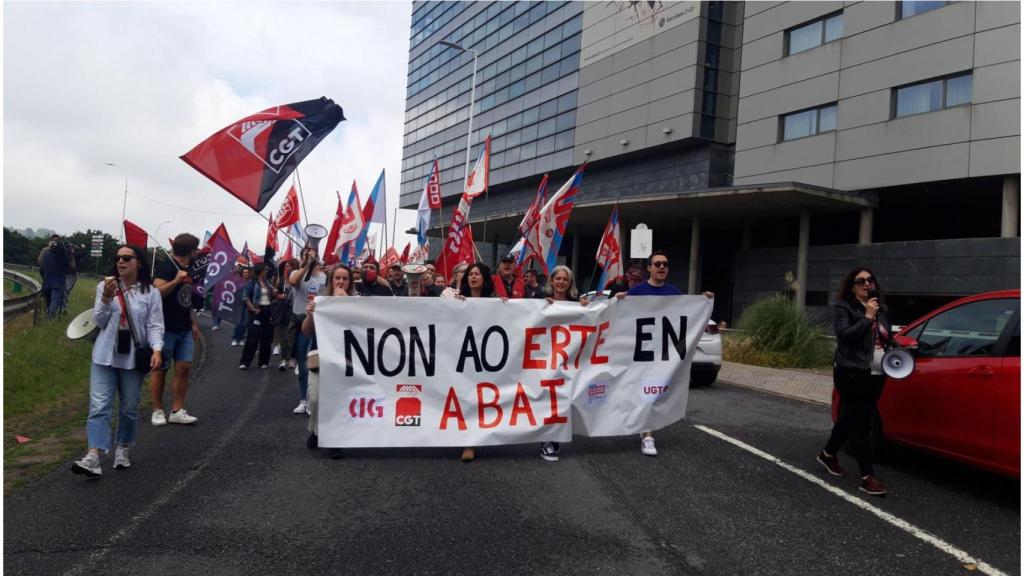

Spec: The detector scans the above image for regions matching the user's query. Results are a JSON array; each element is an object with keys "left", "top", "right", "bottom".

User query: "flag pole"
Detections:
[
  {"left": 294, "top": 171, "right": 309, "bottom": 228},
  {"left": 391, "top": 208, "right": 398, "bottom": 248}
]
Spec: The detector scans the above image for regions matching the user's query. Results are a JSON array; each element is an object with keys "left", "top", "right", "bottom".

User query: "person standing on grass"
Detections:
[
  {"left": 816, "top": 267, "right": 892, "bottom": 497},
  {"left": 150, "top": 233, "right": 201, "bottom": 427},
  {"left": 615, "top": 250, "right": 714, "bottom": 457},
  {"left": 40, "top": 234, "right": 70, "bottom": 319},
  {"left": 72, "top": 244, "right": 163, "bottom": 477}
]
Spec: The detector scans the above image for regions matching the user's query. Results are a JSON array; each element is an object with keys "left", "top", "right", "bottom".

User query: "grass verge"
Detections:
[{"left": 2, "top": 277, "right": 173, "bottom": 494}]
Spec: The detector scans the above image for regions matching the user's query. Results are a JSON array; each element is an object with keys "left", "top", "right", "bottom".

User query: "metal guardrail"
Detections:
[{"left": 4, "top": 268, "right": 42, "bottom": 321}]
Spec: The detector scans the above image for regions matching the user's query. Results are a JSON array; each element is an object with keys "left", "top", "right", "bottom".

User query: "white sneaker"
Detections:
[
  {"left": 211, "top": 325, "right": 221, "bottom": 331},
  {"left": 151, "top": 411, "right": 167, "bottom": 426},
  {"left": 293, "top": 400, "right": 308, "bottom": 414},
  {"left": 641, "top": 436, "right": 658, "bottom": 457},
  {"left": 273, "top": 345, "right": 281, "bottom": 356},
  {"left": 230, "top": 340, "right": 240, "bottom": 346},
  {"left": 239, "top": 364, "right": 248, "bottom": 370},
  {"left": 259, "top": 364, "right": 269, "bottom": 369},
  {"left": 71, "top": 453, "right": 102, "bottom": 477},
  {"left": 169, "top": 409, "right": 198, "bottom": 425},
  {"left": 294, "top": 366, "right": 299, "bottom": 376},
  {"left": 114, "top": 445, "right": 131, "bottom": 469}
]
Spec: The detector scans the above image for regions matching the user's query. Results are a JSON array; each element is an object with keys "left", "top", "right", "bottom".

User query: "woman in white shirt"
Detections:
[{"left": 72, "top": 244, "right": 164, "bottom": 477}]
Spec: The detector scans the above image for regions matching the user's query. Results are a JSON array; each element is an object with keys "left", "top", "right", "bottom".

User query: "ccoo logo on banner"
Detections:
[{"left": 313, "top": 295, "right": 713, "bottom": 448}]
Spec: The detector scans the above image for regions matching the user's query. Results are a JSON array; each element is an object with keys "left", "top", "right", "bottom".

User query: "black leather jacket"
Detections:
[{"left": 833, "top": 299, "right": 892, "bottom": 369}]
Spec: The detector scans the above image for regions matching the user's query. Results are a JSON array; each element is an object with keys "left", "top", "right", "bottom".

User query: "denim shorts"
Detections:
[{"left": 161, "top": 330, "right": 195, "bottom": 369}]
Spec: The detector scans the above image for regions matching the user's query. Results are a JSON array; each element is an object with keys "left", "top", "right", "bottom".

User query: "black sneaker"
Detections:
[
  {"left": 817, "top": 450, "right": 845, "bottom": 476},
  {"left": 306, "top": 433, "right": 318, "bottom": 450},
  {"left": 540, "top": 442, "right": 560, "bottom": 462}
]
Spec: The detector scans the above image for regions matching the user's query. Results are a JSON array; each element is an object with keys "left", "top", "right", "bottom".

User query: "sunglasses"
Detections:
[
  {"left": 852, "top": 276, "right": 876, "bottom": 286},
  {"left": 651, "top": 261, "right": 669, "bottom": 268},
  {"left": 116, "top": 255, "right": 136, "bottom": 262}
]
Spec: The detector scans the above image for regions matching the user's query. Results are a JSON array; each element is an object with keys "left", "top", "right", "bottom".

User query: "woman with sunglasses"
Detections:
[
  {"left": 817, "top": 267, "right": 892, "bottom": 496},
  {"left": 301, "top": 264, "right": 356, "bottom": 458},
  {"left": 71, "top": 245, "right": 164, "bottom": 477}
]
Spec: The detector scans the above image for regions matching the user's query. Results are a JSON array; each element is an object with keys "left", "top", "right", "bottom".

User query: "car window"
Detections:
[
  {"left": 916, "top": 299, "right": 1019, "bottom": 357},
  {"left": 1007, "top": 323, "right": 1020, "bottom": 357}
]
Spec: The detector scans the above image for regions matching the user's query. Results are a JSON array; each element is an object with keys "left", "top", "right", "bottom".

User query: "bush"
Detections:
[{"left": 730, "top": 295, "right": 833, "bottom": 368}]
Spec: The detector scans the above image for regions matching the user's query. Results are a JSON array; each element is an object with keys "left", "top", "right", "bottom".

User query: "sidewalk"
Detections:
[{"left": 716, "top": 362, "right": 834, "bottom": 406}]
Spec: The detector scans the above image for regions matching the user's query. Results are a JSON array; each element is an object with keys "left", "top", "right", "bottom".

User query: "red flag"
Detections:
[
  {"left": 282, "top": 237, "right": 294, "bottom": 262},
  {"left": 400, "top": 242, "right": 411, "bottom": 265},
  {"left": 457, "top": 223, "right": 477, "bottom": 266},
  {"left": 322, "top": 192, "right": 345, "bottom": 266},
  {"left": 382, "top": 246, "right": 401, "bottom": 270},
  {"left": 265, "top": 210, "right": 279, "bottom": 253},
  {"left": 274, "top": 186, "right": 300, "bottom": 228},
  {"left": 463, "top": 136, "right": 490, "bottom": 199},
  {"left": 180, "top": 98, "right": 344, "bottom": 212},
  {"left": 438, "top": 192, "right": 473, "bottom": 280},
  {"left": 123, "top": 220, "right": 148, "bottom": 249},
  {"left": 204, "top": 223, "right": 232, "bottom": 251}
]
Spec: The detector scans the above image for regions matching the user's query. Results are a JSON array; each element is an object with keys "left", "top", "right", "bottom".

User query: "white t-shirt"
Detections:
[{"left": 291, "top": 272, "right": 326, "bottom": 316}]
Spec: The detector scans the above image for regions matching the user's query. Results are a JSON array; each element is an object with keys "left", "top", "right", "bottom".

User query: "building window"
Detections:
[
  {"left": 780, "top": 104, "right": 838, "bottom": 141},
  {"left": 786, "top": 12, "right": 843, "bottom": 56},
  {"left": 894, "top": 73, "right": 972, "bottom": 117},
  {"left": 898, "top": 1, "right": 948, "bottom": 19}
]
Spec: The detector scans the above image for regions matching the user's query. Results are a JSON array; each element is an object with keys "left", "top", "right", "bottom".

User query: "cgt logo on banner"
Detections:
[
  {"left": 313, "top": 295, "right": 713, "bottom": 448},
  {"left": 228, "top": 114, "right": 313, "bottom": 174}
]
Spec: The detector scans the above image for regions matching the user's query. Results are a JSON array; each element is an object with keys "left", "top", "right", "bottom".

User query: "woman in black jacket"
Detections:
[{"left": 817, "top": 267, "right": 892, "bottom": 496}]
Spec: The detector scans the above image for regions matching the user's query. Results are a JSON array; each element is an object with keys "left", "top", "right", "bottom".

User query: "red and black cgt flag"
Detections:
[{"left": 180, "top": 98, "right": 345, "bottom": 212}]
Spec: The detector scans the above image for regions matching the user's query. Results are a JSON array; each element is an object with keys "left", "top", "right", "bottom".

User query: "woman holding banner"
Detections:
[
  {"left": 302, "top": 263, "right": 356, "bottom": 459},
  {"left": 71, "top": 244, "right": 164, "bottom": 477},
  {"left": 456, "top": 263, "right": 496, "bottom": 462},
  {"left": 537, "top": 265, "right": 589, "bottom": 462}
]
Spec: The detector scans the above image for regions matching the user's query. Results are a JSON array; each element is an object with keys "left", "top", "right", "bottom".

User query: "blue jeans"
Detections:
[
  {"left": 294, "top": 321, "right": 317, "bottom": 401},
  {"left": 160, "top": 330, "right": 195, "bottom": 370},
  {"left": 87, "top": 363, "right": 143, "bottom": 451},
  {"left": 47, "top": 285, "right": 66, "bottom": 318},
  {"left": 232, "top": 309, "right": 248, "bottom": 341}
]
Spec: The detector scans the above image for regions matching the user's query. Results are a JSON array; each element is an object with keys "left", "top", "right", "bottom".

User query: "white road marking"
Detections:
[
  {"left": 62, "top": 369, "right": 271, "bottom": 576},
  {"left": 693, "top": 424, "right": 1009, "bottom": 576}
]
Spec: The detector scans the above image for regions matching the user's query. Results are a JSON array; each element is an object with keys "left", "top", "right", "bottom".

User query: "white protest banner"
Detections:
[{"left": 314, "top": 295, "right": 712, "bottom": 448}]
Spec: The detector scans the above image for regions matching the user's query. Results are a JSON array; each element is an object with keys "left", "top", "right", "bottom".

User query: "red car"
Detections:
[{"left": 832, "top": 289, "right": 1020, "bottom": 477}]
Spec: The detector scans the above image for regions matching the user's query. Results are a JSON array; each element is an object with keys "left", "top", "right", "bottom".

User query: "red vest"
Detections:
[{"left": 492, "top": 274, "right": 525, "bottom": 299}]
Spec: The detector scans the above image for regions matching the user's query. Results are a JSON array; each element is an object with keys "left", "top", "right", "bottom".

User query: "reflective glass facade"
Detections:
[{"left": 401, "top": 1, "right": 583, "bottom": 207}]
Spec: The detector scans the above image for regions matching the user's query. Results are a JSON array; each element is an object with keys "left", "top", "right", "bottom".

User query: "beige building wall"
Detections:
[{"left": 734, "top": 1, "right": 1021, "bottom": 190}]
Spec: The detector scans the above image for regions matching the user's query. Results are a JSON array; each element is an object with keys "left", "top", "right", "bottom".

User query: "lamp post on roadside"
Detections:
[
  {"left": 105, "top": 162, "right": 128, "bottom": 241},
  {"left": 438, "top": 40, "right": 483, "bottom": 251},
  {"left": 153, "top": 220, "right": 172, "bottom": 276}
]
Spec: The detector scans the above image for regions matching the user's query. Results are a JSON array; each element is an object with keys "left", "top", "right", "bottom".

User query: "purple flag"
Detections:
[{"left": 205, "top": 235, "right": 245, "bottom": 325}]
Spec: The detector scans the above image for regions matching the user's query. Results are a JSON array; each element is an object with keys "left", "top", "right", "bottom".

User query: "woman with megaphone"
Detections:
[
  {"left": 817, "top": 267, "right": 893, "bottom": 497},
  {"left": 71, "top": 244, "right": 164, "bottom": 478}
]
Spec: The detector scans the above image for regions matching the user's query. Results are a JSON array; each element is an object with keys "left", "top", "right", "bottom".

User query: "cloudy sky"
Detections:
[{"left": 4, "top": 1, "right": 419, "bottom": 251}]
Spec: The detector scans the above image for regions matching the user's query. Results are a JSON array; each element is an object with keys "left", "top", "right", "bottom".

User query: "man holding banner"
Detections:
[{"left": 617, "top": 249, "right": 714, "bottom": 456}]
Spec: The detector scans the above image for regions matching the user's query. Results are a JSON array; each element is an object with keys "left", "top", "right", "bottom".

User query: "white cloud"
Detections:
[{"left": 3, "top": 0, "right": 419, "bottom": 252}]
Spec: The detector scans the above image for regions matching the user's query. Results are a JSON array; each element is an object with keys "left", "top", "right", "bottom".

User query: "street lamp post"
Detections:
[
  {"left": 438, "top": 40, "right": 482, "bottom": 257},
  {"left": 105, "top": 162, "right": 128, "bottom": 241},
  {"left": 439, "top": 41, "right": 479, "bottom": 191},
  {"left": 152, "top": 220, "right": 172, "bottom": 276}
]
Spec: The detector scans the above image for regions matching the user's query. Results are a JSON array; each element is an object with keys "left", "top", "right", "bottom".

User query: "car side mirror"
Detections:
[{"left": 894, "top": 335, "right": 919, "bottom": 352}]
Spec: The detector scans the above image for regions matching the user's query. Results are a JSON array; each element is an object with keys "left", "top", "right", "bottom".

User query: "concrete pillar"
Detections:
[
  {"left": 741, "top": 221, "right": 752, "bottom": 250},
  {"left": 858, "top": 208, "right": 873, "bottom": 245},
  {"left": 1002, "top": 175, "right": 1019, "bottom": 238},
  {"left": 688, "top": 215, "right": 701, "bottom": 294},
  {"left": 571, "top": 227, "right": 580, "bottom": 272},
  {"left": 796, "top": 208, "right": 810, "bottom": 309}
]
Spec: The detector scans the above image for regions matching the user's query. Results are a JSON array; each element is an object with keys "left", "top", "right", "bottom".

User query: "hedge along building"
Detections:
[{"left": 399, "top": 1, "right": 1020, "bottom": 325}]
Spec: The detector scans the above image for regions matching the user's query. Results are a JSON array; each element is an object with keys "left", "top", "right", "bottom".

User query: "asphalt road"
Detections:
[{"left": 5, "top": 323, "right": 1020, "bottom": 576}]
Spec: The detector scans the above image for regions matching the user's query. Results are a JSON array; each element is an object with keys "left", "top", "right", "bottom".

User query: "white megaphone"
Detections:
[
  {"left": 66, "top": 308, "right": 100, "bottom": 342},
  {"left": 881, "top": 348, "right": 915, "bottom": 379},
  {"left": 304, "top": 224, "right": 329, "bottom": 252}
]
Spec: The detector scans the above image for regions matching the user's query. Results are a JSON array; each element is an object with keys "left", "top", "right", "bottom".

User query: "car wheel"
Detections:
[{"left": 691, "top": 371, "right": 718, "bottom": 387}]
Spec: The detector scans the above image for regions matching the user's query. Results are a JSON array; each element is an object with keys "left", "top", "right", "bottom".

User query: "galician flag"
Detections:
[
  {"left": 516, "top": 174, "right": 548, "bottom": 269},
  {"left": 595, "top": 206, "right": 624, "bottom": 290},
  {"left": 355, "top": 170, "right": 384, "bottom": 257},
  {"left": 417, "top": 160, "right": 441, "bottom": 246},
  {"left": 536, "top": 164, "right": 586, "bottom": 274}
]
